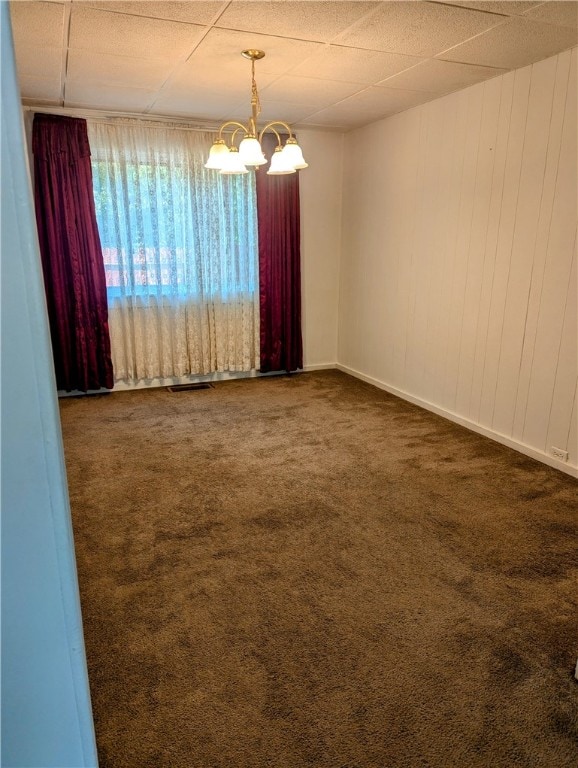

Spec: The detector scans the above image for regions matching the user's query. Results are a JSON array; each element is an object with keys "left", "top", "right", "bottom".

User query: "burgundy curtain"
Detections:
[
  {"left": 255, "top": 133, "right": 303, "bottom": 373},
  {"left": 33, "top": 114, "right": 113, "bottom": 392}
]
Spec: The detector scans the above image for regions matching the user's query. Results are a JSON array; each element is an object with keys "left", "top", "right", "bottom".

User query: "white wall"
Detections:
[
  {"left": 339, "top": 48, "right": 577, "bottom": 476},
  {"left": 1, "top": 4, "right": 99, "bottom": 765},
  {"left": 299, "top": 129, "right": 343, "bottom": 369}
]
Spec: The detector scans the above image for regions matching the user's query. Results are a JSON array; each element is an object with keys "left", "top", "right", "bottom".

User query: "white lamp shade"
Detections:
[
  {"left": 238, "top": 136, "right": 267, "bottom": 166},
  {"left": 267, "top": 146, "right": 296, "bottom": 175},
  {"left": 205, "top": 140, "right": 229, "bottom": 170},
  {"left": 282, "top": 140, "right": 308, "bottom": 169},
  {"left": 219, "top": 147, "right": 249, "bottom": 175}
]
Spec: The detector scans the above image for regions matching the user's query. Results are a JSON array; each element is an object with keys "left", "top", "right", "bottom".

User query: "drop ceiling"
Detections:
[{"left": 9, "top": 0, "right": 578, "bottom": 130}]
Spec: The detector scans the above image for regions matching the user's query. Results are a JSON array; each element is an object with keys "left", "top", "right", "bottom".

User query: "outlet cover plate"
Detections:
[{"left": 551, "top": 446, "right": 569, "bottom": 462}]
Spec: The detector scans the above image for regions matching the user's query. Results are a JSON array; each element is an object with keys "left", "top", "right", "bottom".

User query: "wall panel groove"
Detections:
[
  {"left": 340, "top": 48, "right": 578, "bottom": 472},
  {"left": 513, "top": 51, "right": 572, "bottom": 443}
]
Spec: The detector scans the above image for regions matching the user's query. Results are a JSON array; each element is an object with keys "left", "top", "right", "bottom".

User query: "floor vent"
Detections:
[{"left": 166, "top": 382, "right": 214, "bottom": 393}]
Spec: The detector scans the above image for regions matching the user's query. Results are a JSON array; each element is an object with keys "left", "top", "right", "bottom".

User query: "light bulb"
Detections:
[
  {"left": 219, "top": 146, "right": 249, "bottom": 174},
  {"left": 267, "top": 146, "right": 296, "bottom": 175},
  {"left": 205, "top": 139, "right": 229, "bottom": 170},
  {"left": 239, "top": 136, "right": 267, "bottom": 166},
  {"left": 281, "top": 138, "right": 308, "bottom": 169}
]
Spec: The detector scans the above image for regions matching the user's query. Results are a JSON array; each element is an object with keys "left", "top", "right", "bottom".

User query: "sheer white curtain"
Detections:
[{"left": 88, "top": 121, "right": 259, "bottom": 382}]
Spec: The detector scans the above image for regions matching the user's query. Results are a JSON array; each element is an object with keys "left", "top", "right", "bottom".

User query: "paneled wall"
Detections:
[{"left": 339, "top": 48, "right": 577, "bottom": 474}]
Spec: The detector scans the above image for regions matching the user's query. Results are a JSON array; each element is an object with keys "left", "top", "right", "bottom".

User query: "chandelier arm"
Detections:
[
  {"left": 230, "top": 127, "right": 246, "bottom": 147},
  {"left": 218, "top": 120, "right": 250, "bottom": 143},
  {"left": 258, "top": 121, "right": 295, "bottom": 146}
]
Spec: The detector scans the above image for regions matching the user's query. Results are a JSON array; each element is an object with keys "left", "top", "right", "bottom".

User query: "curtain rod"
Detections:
[{"left": 22, "top": 105, "right": 221, "bottom": 133}]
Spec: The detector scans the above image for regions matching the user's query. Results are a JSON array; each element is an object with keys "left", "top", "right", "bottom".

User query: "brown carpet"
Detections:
[{"left": 60, "top": 370, "right": 578, "bottom": 768}]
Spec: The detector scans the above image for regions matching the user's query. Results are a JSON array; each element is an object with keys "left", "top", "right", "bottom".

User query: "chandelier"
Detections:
[{"left": 205, "top": 50, "right": 308, "bottom": 175}]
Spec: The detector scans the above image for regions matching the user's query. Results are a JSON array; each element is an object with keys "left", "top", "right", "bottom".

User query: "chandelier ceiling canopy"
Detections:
[{"left": 205, "top": 50, "right": 308, "bottom": 176}]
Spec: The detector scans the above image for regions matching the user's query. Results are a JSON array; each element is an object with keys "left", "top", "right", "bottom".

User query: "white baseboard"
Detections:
[
  {"left": 336, "top": 364, "right": 578, "bottom": 479},
  {"left": 59, "top": 364, "right": 336, "bottom": 397},
  {"left": 58, "top": 360, "right": 576, "bottom": 478},
  {"left": 303, "top": 363, "right": 337, "bottom": 372}
]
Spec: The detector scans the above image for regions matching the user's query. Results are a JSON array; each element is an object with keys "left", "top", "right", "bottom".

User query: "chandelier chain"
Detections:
[{"left": 251, "top": 58, "right": 261, "bottom": 121}]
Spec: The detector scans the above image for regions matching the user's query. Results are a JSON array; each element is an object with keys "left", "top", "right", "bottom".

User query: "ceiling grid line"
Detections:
[
  {"left": 145, "top": 2, "right": 235, "bottom": 113},
  {"left": 61, "top": 0, "right": 73, "bottom": 106},
  {"left": 10, "top": 0, "right": 578, "bottom": 131}
]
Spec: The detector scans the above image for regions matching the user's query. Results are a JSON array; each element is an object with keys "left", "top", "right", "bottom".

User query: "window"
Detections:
[
  {"left": 88, "top": 121, "right": 259, "bottom": 380},
  {"left": 90, "top": 126, "right": 257, "bottom": 301}
]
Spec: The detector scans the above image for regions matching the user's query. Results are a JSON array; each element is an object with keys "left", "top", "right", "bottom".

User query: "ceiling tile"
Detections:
[
  {"left": 147, "top": 105, "right": 228, "bottom": 120},
  {"left": 158, "top": 73, "right": 264, "bottom": 110},
  {"left": 215, "top": 1, "right": 380, "bottom": 43},
  {"left": 299, "top": 109, "right": 368, "bottom": 129},
  {"left": 211, "top": 102, "right": 252, "bottom": 123},
  {"left": 65, "top": 82, "right": 157, "bottom": 111},
  {"left": 341, "top": 85, "right": 435, "bottom": 113},
  {"left": 523, "top": 1, "right": 578, "bottom": 29},
  {"left": 301, "top": 105, "right": 414, "bottom": 129},
  {"left": 11, "top": 0, "right": 578, "bottom": 127},
  {"left": 167, "top": 56, "right": 276, "bottom": 94},
  {"left": 15, "top": 46, "right": 62, "bottom": 81},
  {"left": 10, "top": 1, "right": 65, "bottom": 49},
  {"left": 379, "top": 58, "right": 507, "bottom": 93},
  {"left": 67, "top": 50, "right": 175, "bottom": 90},
  {"left": 430, "top": 1, "right": 542, "bottom": 15},
  {"left": 293, "top": 124, "right": 346, "bottom": 134},
  {"left": 148, "top": 87, "right": 236, "bottom": 119},
  {"left": 335, "top": 1, "right": 506, "bottom": 57},
  {"left": 302, "top": 85, "right": 434, "bottom": 127},
  {"left": 187, "top": 27, "right": 325, "bottom": 78},
  {"left": 68, "top": 6, "right": 206, "bottom": 59},
  {"left": 211, "top": 99, "right": 320, "bottom": 125},
  {"left": 249, "top": 100, "right": 318, "bottom": 124},
  {"left": 18, "top": 74, "right": 61, "bottom": 102},
  {"left": 290, "top": 45, "right": 423, "bottom": 84},
  {"left": 440, "top": 15, "right": 578, "bottom": 68},
  {"left": 80, "top": 1, "right": 227, "bottom": 25},
  {"left": 260, "top": 75, "right": 364, "bottom": 107}
]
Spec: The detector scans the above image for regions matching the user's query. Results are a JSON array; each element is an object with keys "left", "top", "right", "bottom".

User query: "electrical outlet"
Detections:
[{"left": 551, "top": 446, "right": 569, "bottom": 462}]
